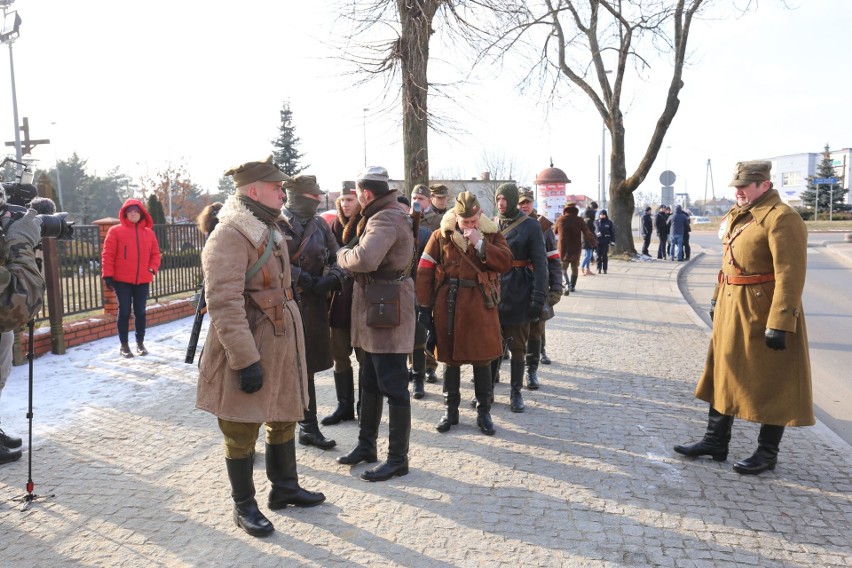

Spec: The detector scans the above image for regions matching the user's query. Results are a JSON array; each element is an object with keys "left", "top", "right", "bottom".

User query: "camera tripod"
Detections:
[{"left": 15, "top": 319, "right": 54, "bottom": 511}]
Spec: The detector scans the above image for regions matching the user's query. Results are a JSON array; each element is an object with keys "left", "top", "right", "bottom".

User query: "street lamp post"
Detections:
[
  {"left": 1, "top": 4, "right": 23, "bottom": 163},
  {"left": 362, "top": 107, "right": 368, "bottom": 167}
]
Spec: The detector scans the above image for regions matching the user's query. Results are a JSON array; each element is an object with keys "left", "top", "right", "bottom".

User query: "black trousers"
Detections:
[
  {"left": 641, "top": 234, "right": 652, "bottom": 256},
  {"left": 113, "top": 281, "right": 149, "bottom": 344},
  {"left": 362, "top": 352, "right": 410, "bottom": 408}
]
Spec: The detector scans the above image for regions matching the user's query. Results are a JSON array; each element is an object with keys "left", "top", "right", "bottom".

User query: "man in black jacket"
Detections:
[
  {"left": 640, "top": 206, "right": 653, "bottom": 256},
  {"left": 655, "top": 205, "right": 670, "bottom": 260},
  {"left": 493, "top": 183, "right": 548, "bottom": 412}
]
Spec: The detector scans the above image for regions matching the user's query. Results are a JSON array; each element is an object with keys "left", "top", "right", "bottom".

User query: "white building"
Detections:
[{"left": 769, "top": 148, "right": 851, "bottom": 206}]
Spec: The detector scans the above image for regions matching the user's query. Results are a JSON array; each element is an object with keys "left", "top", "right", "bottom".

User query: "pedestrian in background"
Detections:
[
  {"left": 666, "top": 205, "right": 690, "bottom": 261},
  {"left": 101, "top": 199, "right": 161, "bottom": 358},
  {"left": 674, "top": 160, "right": 814, "bottom": 475},
  {"left": 580, "top": 207, "right": 597, "bottom": 276},
  {"left": 640, "top": 206, "right": 653, "bottom": 256},
  {"left": 593, "top": 210, "right": 615, "bottom": 274},
  {"left": 555, "top": 202, "right": 597, "bottom": 291},
  {"left": 655, "top": 205, "right": 670, "bottom": 260}
]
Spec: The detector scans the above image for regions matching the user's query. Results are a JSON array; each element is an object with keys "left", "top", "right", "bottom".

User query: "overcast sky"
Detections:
[{"left": 4, "top": 1, "right": 850, "bottom": 207}]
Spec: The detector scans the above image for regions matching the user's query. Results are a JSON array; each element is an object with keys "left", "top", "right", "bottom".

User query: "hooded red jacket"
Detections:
[{"left": 102, "top": 199, "right": 162, "bottom": 285}]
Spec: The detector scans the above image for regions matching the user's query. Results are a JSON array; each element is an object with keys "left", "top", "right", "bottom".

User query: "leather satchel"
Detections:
[{"left": 365, "top": 282, "right": 401, "bottom": 328}]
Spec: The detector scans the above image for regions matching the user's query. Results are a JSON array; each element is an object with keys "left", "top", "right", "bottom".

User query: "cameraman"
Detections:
[{"left": 0, "top": 207, "right": 45, "bottom": 466}]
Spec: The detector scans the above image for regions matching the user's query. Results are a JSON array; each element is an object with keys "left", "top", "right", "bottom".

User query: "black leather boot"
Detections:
[
  {"left": 436, "top": 366, "right": 461, "bottom": 433},
  {"left": 0, "top": 443, "right": 22, "bottom": 465},
  {"left": 733, "top": 425, "right": 785, "bottom": 475},
  {"left": 225, "top": 456, "right": 274, "bottom": 537},
  {"left": 0, "top": 425, "right": 22, "bottom": 449},
  {"left": 266, "top": 439, "right": 326, "bottom": 510},
  {"left": 119, "top": 343, "right": 133, "bottom": 358},
  {"left": 570, "top": 274, "right": 577, "bottom": 292},
  {"left": 509, "top": 359, "right": 525, "bottom": 413},
  {"left": 299, "top": 373, "right": 336, "bottom": 449},
  {"left": 525, "top": 339, "right": 541, "bottom": 390},
  {"left": 362, "top": 405, "right": 410, "bottom": 482},
  {"left": 321, "top": 370, "right": 355, "bottom": 426},
  {"left": 540, "top": 335, "right": 551, "bottom": 365},
  {"left": 338, "top": 390, "right": 382, "bottom": 465},
  {"left": 473, "top": 365, "right": 495, "bottom": 435},
  {"left": 411, "top": 370, "right": 426, "bottom": 400},
  {"left": 673, "top": 406, "right": 734, "bottom": 461}
]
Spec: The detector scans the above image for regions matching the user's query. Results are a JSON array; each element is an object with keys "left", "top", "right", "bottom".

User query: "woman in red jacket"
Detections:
[{"left": 102, "top": 199, "right": 161, "bottom": 358}]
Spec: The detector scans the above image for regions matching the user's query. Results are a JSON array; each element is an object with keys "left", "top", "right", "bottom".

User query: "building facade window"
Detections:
[{"left": 782, "top": 172, "right": 803, "bottom": 187}]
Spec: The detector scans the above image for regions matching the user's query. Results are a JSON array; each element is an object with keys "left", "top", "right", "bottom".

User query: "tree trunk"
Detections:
[{"left": 399, "top": 1, "right": 436, "bottom": 197}]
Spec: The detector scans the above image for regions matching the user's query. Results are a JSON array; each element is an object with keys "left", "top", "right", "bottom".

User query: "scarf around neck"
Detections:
[{"left": 238, "top": 194, "right": 281, "bottom": 224}]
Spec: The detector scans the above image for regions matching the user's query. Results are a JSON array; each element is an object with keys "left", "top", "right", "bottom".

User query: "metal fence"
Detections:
[{"left": 36, "top": 223, "right": 204, "bottom": 322}]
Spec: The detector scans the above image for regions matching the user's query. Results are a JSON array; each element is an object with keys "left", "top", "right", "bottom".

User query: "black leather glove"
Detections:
[
  {"left": 709, "top": 299, "right": 716, "bottom": 322},
  {"left": 238, "top": 361, "right": 264, "bottom": 393},
  {"left": 104, "top": 276, "right": 114, "bottom": 291},
  {"left": 312, "top": 274, "right": 341, "bottom": 295},
  {"left": 764, "top": 328, "right": 787, "bottom": 351},
  {"left": 547, "top": 289, "right": 562, "bottom": 306},
  {"left": 416, "top": 306, "right": 433, "bottom": 329},
  {"left": 527, "top": 296, "right": 545, "bottom": 322},
  {"left": 296, "top": 270, "right": 314, "bottom": 293}
]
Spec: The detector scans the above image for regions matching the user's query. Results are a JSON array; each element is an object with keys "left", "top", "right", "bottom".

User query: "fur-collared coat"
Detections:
[
  {"left": 336, "top": 191, "right": 415, "bottom": 354},
  {"left": 695, "top": 189, "right": 814, "bottom": 427},
  {"left": 416, "top": 212, "right": 513, "bottom": 366},
  {"left": 196, "top": 196, "right": 308, "bottom": 423},
  {"left": 554, "top": 206, "right": 597, "bottom": 261}
]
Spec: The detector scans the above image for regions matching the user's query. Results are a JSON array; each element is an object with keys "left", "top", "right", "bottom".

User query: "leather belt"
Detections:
[
  {"left": 285, "top": 287, "right": 294, "bottom": 300},
  {"left": 718, "top": 271, "right": 775, "bottom": 286},
  {"left": 448, "top": 278, "right": 478, "bottom": 288}
]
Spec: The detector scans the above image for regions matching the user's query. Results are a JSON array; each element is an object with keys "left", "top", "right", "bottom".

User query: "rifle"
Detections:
[{"left": 185, "top": 285, "right": 206, "bottom": 364}]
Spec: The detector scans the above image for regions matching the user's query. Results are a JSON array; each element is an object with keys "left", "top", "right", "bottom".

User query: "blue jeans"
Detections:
[
  {"left": 113, "top": 281, "right": 150, "bottom": 344},
  {"left": 670, "top": 234, "right": 684, "bottom": 261},
  {"left": 581, "top": 249, "right": 593, "bottom": 270}
]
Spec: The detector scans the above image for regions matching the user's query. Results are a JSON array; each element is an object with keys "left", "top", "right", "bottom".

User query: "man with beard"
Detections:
[
  {"left": 674, "top": 161, "right": 814, "bottom": 475},
  {"left": 280, "top": 174, "right": 344, "bottom": 450},
  {"left": 336, "top": 166, "right": 415, "bottom": 482},
  {"left": 197, "top": 155, "right": 324, "bottom": 538},
  {"left": 322, "top": 182, "right": 362, "bottom": 426},
  {"left": 492, "top": 183, "right": 547, "bottom": 412}
]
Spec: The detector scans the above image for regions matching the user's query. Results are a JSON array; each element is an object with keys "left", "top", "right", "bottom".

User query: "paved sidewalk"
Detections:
[{"left": 1, "top": 258, "right": 851, "bottom": 567}]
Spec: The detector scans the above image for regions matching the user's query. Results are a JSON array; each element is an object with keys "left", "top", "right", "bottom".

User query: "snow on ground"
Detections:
[{"left": 0, "top": 315, "right": 206, "bottom": 444}]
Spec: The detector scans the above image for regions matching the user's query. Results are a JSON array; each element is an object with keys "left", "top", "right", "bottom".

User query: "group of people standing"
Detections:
[
  {"left": 642, "top": 203, "right": 691, "bottom": 261},
  {"left": 192, "top": 156, "right": 567, "bottom": 537}
]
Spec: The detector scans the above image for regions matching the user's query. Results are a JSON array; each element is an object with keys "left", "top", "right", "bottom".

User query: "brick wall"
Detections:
[{"left": 22, "top": 297, "right": 196, "bottom": 358}]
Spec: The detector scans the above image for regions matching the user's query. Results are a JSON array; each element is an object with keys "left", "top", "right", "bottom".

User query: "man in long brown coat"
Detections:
[
  {"left": 336, "top": 166, "right": 415, "bottom": 482},
  {"left": 554, "top": 203, "right": 596, "bottom": 293},
  {"left": 674, "top": 160, "right": 814, "bottom": 475},
  {"left": 197, "top": 156, "right": 324, "bottom": 537},
  {"left": 416, "top": 192, "right": 513, "bottom": 435}
]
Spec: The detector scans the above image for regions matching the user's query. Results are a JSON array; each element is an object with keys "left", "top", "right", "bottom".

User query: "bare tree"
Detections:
[
  {"left": 479, "top": 0, "right": 760, "bottom": 254},
  {"left": 337, "top": 1, "right": 480, "bottom": 196}
]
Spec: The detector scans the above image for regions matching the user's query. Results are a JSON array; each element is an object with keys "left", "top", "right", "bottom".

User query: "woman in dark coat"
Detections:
[
  {"left": 416, "top": 193, "right": 512, "bottom": 435},
  {"left": 581, "top": 207, "right": 597, "bottom": 276},
  {"left": 593, "top": 209, "right": 615, "bottom": 274}
]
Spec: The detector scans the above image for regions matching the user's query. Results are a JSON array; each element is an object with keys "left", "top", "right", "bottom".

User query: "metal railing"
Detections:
[{"left": 36, "top": 223, "right": 204, "bottom": 322}]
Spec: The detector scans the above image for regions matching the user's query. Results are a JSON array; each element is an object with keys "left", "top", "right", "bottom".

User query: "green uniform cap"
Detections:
[
  {"left": 729, "top": 160, "right": 772, "bottom": 187},
  {"left": 224, "top": 155, "right": 290, "bottom": 188}
]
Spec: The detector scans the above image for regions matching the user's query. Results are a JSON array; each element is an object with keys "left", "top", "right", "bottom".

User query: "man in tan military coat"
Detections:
[
  {"left": 674, "top": 160, "right": 814, "bottom": 475},
  {"left": 335, "top": 166, "right": 415, "bottom": 482},
  {"left": 197, "top": 156, "right": 324, "bottom": 537}
]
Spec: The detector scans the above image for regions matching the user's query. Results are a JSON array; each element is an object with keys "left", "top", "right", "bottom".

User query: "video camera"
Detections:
[{"left": 1, "top": 158, "right": 74, "bottom": 240}]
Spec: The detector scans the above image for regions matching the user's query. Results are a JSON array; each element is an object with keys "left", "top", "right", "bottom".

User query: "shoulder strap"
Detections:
[
  {"left": 245, "top": 231, "right": 275, "bottom": 281},
  {"left": 289, "top": 217, "right": 321, "bottom": 264},
  {"left": 500, "top": 215, "right": 528, "bottom": 237}
]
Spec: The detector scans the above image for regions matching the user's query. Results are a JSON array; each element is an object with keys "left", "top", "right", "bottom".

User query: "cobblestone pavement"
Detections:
[{"left": 1, "top": 257, "right": 850, "bottom": 567}]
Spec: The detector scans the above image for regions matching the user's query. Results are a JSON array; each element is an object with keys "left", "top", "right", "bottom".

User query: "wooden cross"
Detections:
[{"left": 4, "top": 117, "right": 50, "bottom": 155}]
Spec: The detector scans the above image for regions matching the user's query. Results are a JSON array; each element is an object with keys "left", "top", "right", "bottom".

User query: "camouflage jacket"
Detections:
[{"left": 0, "top": 233, "right": 45, "bottom": 331}]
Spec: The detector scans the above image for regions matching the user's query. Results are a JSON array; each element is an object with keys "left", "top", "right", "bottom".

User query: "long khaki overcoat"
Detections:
[
  {"left": 336, "top": 191, "right": 415, "bottom": 354},
  {"left": 416, "top": 212, "right": 513, "bottom": 366},
  {"left": 695, "top": 189, "right": 814, "bottom": 427},
  {"left": 196, "top": 197, "right": 309, "bottom": 423}
]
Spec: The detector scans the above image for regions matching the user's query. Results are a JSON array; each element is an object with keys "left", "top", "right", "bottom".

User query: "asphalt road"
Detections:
[{"left": 681, "top": 230, "right": 852, "bottom": 447}]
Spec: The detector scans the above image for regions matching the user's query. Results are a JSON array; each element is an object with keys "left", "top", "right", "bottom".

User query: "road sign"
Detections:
[
  {"left": 660, "top": 170, "right": 676, "bottom": 186},
  {"left": 813, "top": 177, "right": 838, "bottom": 184}
]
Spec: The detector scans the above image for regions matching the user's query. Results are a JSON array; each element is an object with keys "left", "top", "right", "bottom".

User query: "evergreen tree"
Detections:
[
  {"left": 271, "top": 100, "right": 307, "bottom": 175},
  {"left": 801, "top": 144, "right": 850, "bottom": 218},
  {"left": 147, "top": 194, "right": 167, "bottom": 224},
  {"left": 216, "top": 174, "right": 235, "bottom": 196}
]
